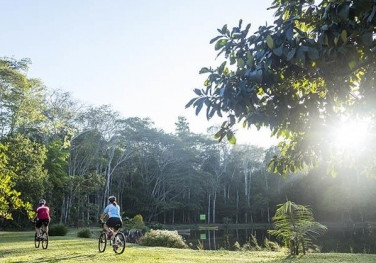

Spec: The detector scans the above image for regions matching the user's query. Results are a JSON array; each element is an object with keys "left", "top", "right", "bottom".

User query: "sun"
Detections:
[{"left": 330, "top": 118, "right": 370, "bottom": 151}]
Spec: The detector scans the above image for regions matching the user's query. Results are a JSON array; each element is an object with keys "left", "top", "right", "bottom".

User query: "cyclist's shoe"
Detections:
[{"left": 113, "top": 244, "right": 119, "bottom": 250}]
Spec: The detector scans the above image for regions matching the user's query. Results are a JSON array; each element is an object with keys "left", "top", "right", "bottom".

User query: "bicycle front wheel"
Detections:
[
  {"left": 98, "top": 232, "right": 107, "bottom": 252},
  {"left": 113, "top": 232, "right": 126, "bottom": 254},
  {"left": 42, "top": 233, "right": 48, "bottom": 249},
  {"left": 34, "top": 233, "right": 40, "bottom": 248}
]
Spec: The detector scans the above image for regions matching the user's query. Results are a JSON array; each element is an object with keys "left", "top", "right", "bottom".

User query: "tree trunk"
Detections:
[
  {"left": 236, "top": 190, "right": 239, "bottom": 224},
  {"left": 207, "top": 193, "right": 211, "bottom": 224},
  {"left": 212, "top": 191, "right": 217, "bottom": 224}
]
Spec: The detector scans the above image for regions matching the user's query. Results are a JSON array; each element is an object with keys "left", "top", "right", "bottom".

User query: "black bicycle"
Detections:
[
  {"left": 98, "top": 222, "right": 126, "bottom": 254},
  {"left": 34, "top": 227, "right": 48, "bottom": 249}
]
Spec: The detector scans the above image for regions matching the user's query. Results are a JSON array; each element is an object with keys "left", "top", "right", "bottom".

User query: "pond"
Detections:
[{"left": 178, "top": 224, "right": 376, "bottom": 253}]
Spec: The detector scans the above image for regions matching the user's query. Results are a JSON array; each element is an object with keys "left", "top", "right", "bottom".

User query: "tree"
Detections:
[
  {"left": 3, "top": 134, "right": 47, "bottom": 203},
  {"left": 0, "top": 143, "right": 33, "bottom": 220},
  {"left": 187, "top": 0, "right": 376, "bottom": 175},
  {"left": 268, "top": 200, "right": 327, "bottom": 255},
  {"left": 0, "top": 57, "right": 46, "bottom": 138}
]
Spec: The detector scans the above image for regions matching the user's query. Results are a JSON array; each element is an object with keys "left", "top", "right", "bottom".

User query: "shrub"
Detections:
[
  {"left": 148, "top": 222, "right": 163, "bottom": 230},
  {"left": 264, "top": 237, "right": 281, "bottom": 252},
  {"left": 77, "top": 228, "right": 92, "bottom": 238},
  {"left": 49, "top": 223, "right": 68, "bottom": 236},
  {"left": 268, "top": 201, "right": 327, "bottom": 255},
  {"left": 196, "top": 239, "right": 204, "bottom": 250},
  {"left": 139, "top": 229, "right": 188, "bottom": 249},
  {"left": 124, "top": 214, "right": 145, "bottom": 230},
  {"left": 133, "top": 214, "right": 144, "bottom": 228},
  {"left": 233, "top": 241, "right": 241, "bottom": 251},
  {"left": 242, "top": 234, "right": 261, "bottom": 251}
]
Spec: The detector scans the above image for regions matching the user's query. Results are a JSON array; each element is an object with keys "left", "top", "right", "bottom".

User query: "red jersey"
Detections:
[{"left": 36, "top": 204, "right": 50, "bottom": 220}]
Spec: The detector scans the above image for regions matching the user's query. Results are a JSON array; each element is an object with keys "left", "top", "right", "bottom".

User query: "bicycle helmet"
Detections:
[
  {"left": 39, "top": 199, "right": 46, "bottom": 205},
  {"left": 108, "top": 196, "right": 116, "bottom": 202}
]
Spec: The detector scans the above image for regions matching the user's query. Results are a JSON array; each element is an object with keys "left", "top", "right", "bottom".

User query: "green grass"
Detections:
[{"left": 1, "top": 230, "right": 376, "bottom": 263}]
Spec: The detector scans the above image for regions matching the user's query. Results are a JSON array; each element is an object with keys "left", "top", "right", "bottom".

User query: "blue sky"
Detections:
[{"left": 1, "top": 0, "right": 277, "bottom": 146}]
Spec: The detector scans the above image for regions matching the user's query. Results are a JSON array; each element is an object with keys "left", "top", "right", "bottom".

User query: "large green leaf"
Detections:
[
  {"left": 273, "top": 45, "right": 283, "bottom": 56},
  {"left": 215, "top": 39, "right": 227, "bottom": 50},
  {"left": 210, "top": 35, "right": 223, "bottom": 44},
  {"left": 286, "top": 48, "right": 296, "bottom": 61},
  {"left": 226, "top": 130, "right": 236, "bottom": 144},
  {"left": 266, "top": 35, "right": 274, "bottom": 49}
]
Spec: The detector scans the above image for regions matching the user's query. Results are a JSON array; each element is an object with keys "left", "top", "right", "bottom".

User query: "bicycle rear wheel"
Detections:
[
  {"left": 98, "top": 232, "right": 107, "bottom": 252},
  {"left": 42, "top": 233, "right": 48, "bottom": 249},
  {"left": 113, "top": 232, "right": 126, "bottom": 254},
  {"left": 34, "top": 233, "right": 40, "bottom": 248}
]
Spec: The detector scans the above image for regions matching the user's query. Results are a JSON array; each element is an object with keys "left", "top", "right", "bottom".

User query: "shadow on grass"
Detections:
[{"left": 24, "top": 253, "right": 99, "bottom": 263}]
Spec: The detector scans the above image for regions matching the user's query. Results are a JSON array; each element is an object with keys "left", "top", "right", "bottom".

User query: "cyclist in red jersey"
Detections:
[{"left": 33, "top": 199, "right": 50, "bottom": 239}]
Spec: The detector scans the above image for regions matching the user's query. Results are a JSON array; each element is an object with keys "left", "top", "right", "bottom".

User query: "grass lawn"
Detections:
[{"left": 1, "top": 230, "right": 376, "bottom": 263}]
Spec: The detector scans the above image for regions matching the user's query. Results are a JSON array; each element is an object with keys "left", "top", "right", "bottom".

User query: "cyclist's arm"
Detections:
[
  {"left": 32, "top": 212, "right": 37, "bottom": 222},
  {"left": 99, "top": 213, "right": 106, "bottom": 222}
]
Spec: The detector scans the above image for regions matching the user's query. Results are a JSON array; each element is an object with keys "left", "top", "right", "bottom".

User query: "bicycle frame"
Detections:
[
  {"left": 98, "top": 223, "right": 126, "bottom": 254},
  {"left": 34, "top": 227, "right": 48, "bottom": 249}
]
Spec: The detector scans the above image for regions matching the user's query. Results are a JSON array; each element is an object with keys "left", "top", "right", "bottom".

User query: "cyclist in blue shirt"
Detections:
[{"left": 99, "top": 196, "right": 123, "bottom": 239}]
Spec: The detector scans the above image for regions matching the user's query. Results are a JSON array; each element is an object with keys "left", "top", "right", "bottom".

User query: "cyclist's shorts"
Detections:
[
  {"left": 106, "top": 217, "right": 122, "bottom": 230},
  {"left": 36, "top": 219, "right": 50, "bottom": 228}
]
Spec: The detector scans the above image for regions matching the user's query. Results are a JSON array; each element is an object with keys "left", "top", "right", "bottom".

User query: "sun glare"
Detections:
[{"left": 331, "top": 119, "right": 370, "bottom": 151}]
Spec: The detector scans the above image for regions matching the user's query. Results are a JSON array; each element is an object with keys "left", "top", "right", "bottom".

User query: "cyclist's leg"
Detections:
[
  {"left": 35, "top": 220, "right": 42, "bottom": 237},
  {"left": 112, "top": 219, "right": 123, "bottom": 242},
  {"left": 44, "top": 220, "right": 50, "bottom": 235},
  {"left": 103, "top": 222, "right": 113, "bottom": 237},
  {"left": 106, "top": 218, "right": 121, "bottom": 239}
]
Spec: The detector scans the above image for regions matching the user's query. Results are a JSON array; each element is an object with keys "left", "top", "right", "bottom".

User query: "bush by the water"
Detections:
[
  {"left": 77, "top": 228, "right": 92, "bottom": 238},
  {"left": 48, "top": 224, "right": 68, "bottom": 236},
  {"left": 139, "top": 229, "right": 188, "bottom": 249},
  {"left": 237, "top": 234, "right": 281, "bottom": 252}
]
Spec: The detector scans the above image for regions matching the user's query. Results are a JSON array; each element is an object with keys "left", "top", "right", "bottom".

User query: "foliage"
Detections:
[
  {"left": 0, "top": 57, "right": 46, "bottom": 138},
  {"left": 187, "top": 0, "right": 376, "bottom": 175},
  {"left": 77, "top": 228, "right": 92, "bottom": 238},
  {"left": 3, "top": 134, "right": 47, "bottom": 203},
  {"left": 124, "top": 214, "right": 146, "bottom": 230},
  {"left": 49, "top": 223, "right": 68, "bottom": 236},
  {"left": 240, "top": 234, "right": 281, "bottom": 252},
  {"left": 0, "top": 142, "right": 33, "bottom": 220},
  {"left": 263, "top": 237, "right": 281, "bottom": 252},
  {"left": 43, "top": 139, "right": 69, "bottom": 219},
  {"left": 268, "top": 200, "right": 327, "bottom": 255},
  {"left": 139, "top": 229, "right": 188, "bottom": 249},
  {"left": 242, "top": 234, "right": 261, "bottom": 251},
  {"left": 133, "top": 214, "right": 145, "bottom": 228},
  {"left": 148, "top": 222, "right": 164, "bottom": 230},
  {"left": 233, "top": 241, "right": 241, "bottom": 251}
]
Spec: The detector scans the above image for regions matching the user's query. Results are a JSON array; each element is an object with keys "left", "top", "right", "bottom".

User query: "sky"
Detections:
[{"left": 1, "top": 0, "right": 278, "bottom": 147}]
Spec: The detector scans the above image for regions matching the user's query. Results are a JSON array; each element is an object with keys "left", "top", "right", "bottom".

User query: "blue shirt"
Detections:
[{"left": 103, "top": 203, "right": 121, "bottom": 218}]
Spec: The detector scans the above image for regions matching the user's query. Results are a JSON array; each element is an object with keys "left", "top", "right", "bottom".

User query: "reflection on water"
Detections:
[
  {"left": 183, "top": 227, "right": 274, "bottom": 250},
  {"left": 180, "top": 225, "right": 376, "bottom": 253}
]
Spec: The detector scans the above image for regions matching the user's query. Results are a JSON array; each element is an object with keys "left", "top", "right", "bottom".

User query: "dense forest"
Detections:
[{"left": 1, "top": 57, "right": 376, "bottom": 230}]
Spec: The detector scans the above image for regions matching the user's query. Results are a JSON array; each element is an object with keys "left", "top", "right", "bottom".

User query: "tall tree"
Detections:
[
  {"left": 0, "top": 143, "right": 33, "bottom": 220},
  {"left": 3, "top": 134, "right": 47, "bottom": 203},
  {"left": 187, "top": 0, "right": 376, "bottom": 175},
  {"left": 0, "top": 57, "right": 45, "bottom": 138}
]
